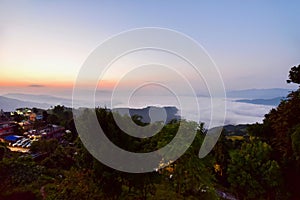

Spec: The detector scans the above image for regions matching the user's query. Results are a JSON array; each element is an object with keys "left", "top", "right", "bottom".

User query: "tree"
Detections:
[
  {"left": 252, "top": 64, "right": 300, "bottom": 198},
  {"left": 13, "top": 112, "right": 24, "bottom": 122},
  {"left": 121, "top": 172, "right": 157, "bottom": 200},
  {"left": 42, "top": 110, "right": 48, "bottom": 121},
  {"left": 32, "top": 107, "right": 38, "bottom": 114},
  {"left": 0, "top": 157, "right": 45, "bottom": 194},
  {"left": 211, "top": 129, "right": 234, "bottom": 187},
  {"left": 157, "top": 122, "right": 217, "bottom": 199},
  {"left": 291, "top": 125, "right": 300, "bottom": 158},
  {"left": 0, "top": 144, "right": 7, "bottom": 161},
  {"left": 53, "top": 105, "right": 65, "bottom": 115},
  {"left": 30, "top": 139, "right": 59, "bottom": 154},
  {"left": 41, "top": 145, "right": 75, "bottom": 170},
  {"left": 287, "top": 64, "right": 300, "bottom": 84},
  {"left": 227, "top": 141, "right": 281, "bottom": 199},
  {"left": 44, "top": 169, "right": 102, "bottom": 200},
  {"left": 47, "top": 114, "right": 59, "bottom": 125}
]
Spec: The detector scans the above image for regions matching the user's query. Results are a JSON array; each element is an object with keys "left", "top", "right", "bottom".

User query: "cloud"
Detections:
[
  {"left": 96, "top": 89, "right": 112, "bottom": 94},
  {"left": 28, "top": 84, "right": 45, "bottom": 88}
]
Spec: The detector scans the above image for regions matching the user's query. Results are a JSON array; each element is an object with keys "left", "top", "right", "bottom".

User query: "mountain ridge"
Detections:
[
  {"left": 226, "top": 88, "right": 293, "bottom": 99},
  {"left": 235, "top": 97, "right": 284, "bottom": 106},
  {"left": 0, "top": 96, "right": 52, "bottom": 111}
]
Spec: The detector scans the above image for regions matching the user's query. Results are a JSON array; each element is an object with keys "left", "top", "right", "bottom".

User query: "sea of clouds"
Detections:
[{"left": 91, "top": 94, "right": 273, "bottom": 127}]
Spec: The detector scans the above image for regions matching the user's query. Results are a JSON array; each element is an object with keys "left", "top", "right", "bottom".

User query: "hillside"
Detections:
[
  {"left": 0, "top": 96, "right": 51, "bottom": 111},
  {"left": 235, "top": 97, "right": 284, "bottom": 106},
  {"left": 227, "top": 88, "right": 292, "bottom": 99},
  {"left": 113, "top": 106, "right": 180, "bottom": 124}
]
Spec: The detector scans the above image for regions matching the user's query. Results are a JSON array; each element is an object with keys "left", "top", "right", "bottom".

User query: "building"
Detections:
[
  {"left": 3, "top": 135, "right": 23, "bottom": 143},
  {"left": 40, "top": 124, "right": 65, "bottom": 139},
  {"left": 29, "top": 113, "right": 37, "bottom": 121},
  {"left": 0, "top": 121, "right": 16, "bottom": 136},
  {"left": 29, "top": 113, "right": 43, "bottom": 122},
  {"left": 19, "top": 120, "right": 33, "bottom": 131}
]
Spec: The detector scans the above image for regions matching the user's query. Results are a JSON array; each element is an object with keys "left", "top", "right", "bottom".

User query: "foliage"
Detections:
[
  {"left": 30, "top": 138, "right": 59, "bottom": 153},
  {"left": 0, "top": 143, "right": 7, "bottom": 161},
  {"left": 291, "top": 125, "right": 300, "bottom": 158},
  {"left": 287, "top": 64, "right": 300, "bottom": 84},
  {"left": 0, "top": 156, "right": 45, "bottom": 198},
  {"left": 44, "top": 169, "right": 102, "bottom": 200},
  {"left": 227, "top": 141, "right": 281, "bottom": 199},
  {"left": 41, "top": 145, "right": 75, "bottom": 170},
  {"left": 46, "top": 105, "right": 73, "bottom": 127}
]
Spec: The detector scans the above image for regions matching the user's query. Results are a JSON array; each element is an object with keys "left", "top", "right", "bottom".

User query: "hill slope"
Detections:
[
  {"left": 0, "top": 96, "right": 51, "bottom": 111},
  {"left": 235, "top": 97, "right": 284, "bottom": 106}
]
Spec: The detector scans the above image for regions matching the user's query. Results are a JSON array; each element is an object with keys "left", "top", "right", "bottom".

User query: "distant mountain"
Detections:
[
  {"left": 227, "top": 88, "right": 292, "bottom": 99},
  {"left": 0, "top": 96, "right": 51, "bottom": 111},
  {"left": 4, "top": 93, "right": 73, "bottom": 107},
  {"left": 222, "top": 124, "right": 249, "bottom": 136},
  {"left": 207, "top": 124, "right": 249, "bottom": 138},
  {"left": 235, "top": 97, "right": 284, "bottom": 106},
  {"left": 113, "top": 106, "right": 180, "bottom": 124}
]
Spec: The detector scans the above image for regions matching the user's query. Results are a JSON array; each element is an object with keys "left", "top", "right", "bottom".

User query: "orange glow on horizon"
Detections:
[
  {"left": 0, "top": 79, "right": 120, "bottom": 89},
  {"left": 0, "top": 80, "right": 73, "bottom": 88}
]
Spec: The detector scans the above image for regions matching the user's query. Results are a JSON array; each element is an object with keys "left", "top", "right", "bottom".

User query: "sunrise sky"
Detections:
[{"left": 1, "top": 1, "right": 300, "bottom": 97}]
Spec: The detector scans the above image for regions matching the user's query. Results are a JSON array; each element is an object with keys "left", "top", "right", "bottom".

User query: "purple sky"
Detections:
[{"left": 0, "top": 0, "right": 299, "bottom": 97}]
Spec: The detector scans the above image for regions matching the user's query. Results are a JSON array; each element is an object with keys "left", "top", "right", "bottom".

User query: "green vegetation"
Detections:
[
  {"left": 212, "top": 64, "right": 300, "bottom": 199},
  {"left": 0, "top": 106, "right": 216, "bottom": 200},
  {"left": 1, "top": 65, "right": 300, "bottom": 199},
  {"left": 228, "top": 141, "right": 281, "bottom": 199}
]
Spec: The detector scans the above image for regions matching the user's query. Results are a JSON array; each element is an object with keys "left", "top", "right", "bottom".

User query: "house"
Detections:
[
  {"left": 40, "top": 124, "right": 65, "bottom": 139},
  {"left": 29, "top": 113, "right": 43, "bottom": 122},
  {"left": 18, "top": 120, "right": 33, "bottom": 131},
  {"left": 3, "top": 135, "right": 23, "bottom": 143},
  {"left": 0, "top": 121, "right": 16, "bottom": 136},
  {"left": 26, "top": 124, "right": 65, "bottom": 140},
  {"left": 16, "top": 108, "right": 32, "bottom": 117},
  {"left": 29, "top": 113, "right": 37, "bottom": 121},
  {"left": 36, "top": 114, "right": 43, "bottom": 120}
]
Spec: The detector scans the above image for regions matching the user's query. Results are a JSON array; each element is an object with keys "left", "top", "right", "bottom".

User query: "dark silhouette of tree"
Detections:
[
  {"left": 47, "top": 114, "right": 59, "bottom": 125},
  {"left": 291, "top": 125, "right": 300, "bottom": 158},
  {"left": 42, "top": 110, "right": 48, "bottom": 121},
  {"left": 53, "top": 105, "right": 65, "bottom": 115},
  {"left": 30, "top": 138, "right": 59, "bottom": 153},
  {"left": 0, "top": 145, "right": 6, "bottom": 161},
  {"left": 248, "top": 64, "right": 300, "bottom": 198},
  {"left": 13, "top": 112, "right": 24, "bottom": 122},
  {"left": 287, "top": 64, "right": 300, "bottom": 84},
  {"left": 32, "top": 107, "right": 38, "bottom": 114}
]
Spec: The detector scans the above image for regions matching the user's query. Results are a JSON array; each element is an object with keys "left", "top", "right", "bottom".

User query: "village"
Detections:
[{"left": 0, "top": 107, "right": 69, "bottom": 153}]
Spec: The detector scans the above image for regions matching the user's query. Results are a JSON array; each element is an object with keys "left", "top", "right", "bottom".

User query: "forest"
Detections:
[{"left": 0, "top": 65, "right": 300, "bottom": 200}]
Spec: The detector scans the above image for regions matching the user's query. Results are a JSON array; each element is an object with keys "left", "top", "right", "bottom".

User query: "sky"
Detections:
[{"left": 0, "top": 0, "right": 300, "bottom": 98}]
